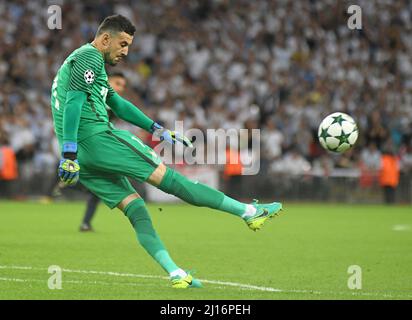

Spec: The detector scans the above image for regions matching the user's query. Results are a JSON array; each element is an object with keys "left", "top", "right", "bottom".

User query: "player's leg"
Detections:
[
  {"left": 92, "top": 129, "right": 282, "bottom": 231},
  {"left": 117, "top": 192, "right": 179, "bottom": 274},
  {"left": 80, "top": 173, "right": 201, "bottom": 288},
  {"left": 80, "top": 192, "right": 100, "bottom": 231},
  {"left": 80, "top": 129, "right": 282, "bottom": 230},
  {"left": 117, "top": 194, "right": 202, "bottom": 288},
  {"left": 77, "top": 134, "right": 201, "bottom": 288},
  {"left": 147, "top": 163, "right": 283, "bottom": 231}
]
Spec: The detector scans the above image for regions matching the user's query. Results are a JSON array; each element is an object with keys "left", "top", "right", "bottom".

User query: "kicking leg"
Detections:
[{"left": 147, "top": 163, "right": 283, "bottom": 231}]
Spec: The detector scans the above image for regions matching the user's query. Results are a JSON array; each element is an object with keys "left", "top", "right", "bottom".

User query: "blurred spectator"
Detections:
[
  {"left": 270, "top": 148, "right": 311, "bottom": 175},
  {"left": 261, "top": 118, "right": 284, "bottom": 161},
  {"left": 0, "top": 130, "right": 18, "bottom": 198},
  {"left": 359, "top": 142, "right": 381, "bottom": 188},
  {"left": 379, "top": 145, "right": 400, "bottom": 204},
  {"left": 336, "top": 149, "right": 358, "bottom": 169},
  {"left": 360, "top": 142, "right": 382, "bottom": 171},
  {"left": 399, "top": 144, "right": 412, "bottom": 174},
  {"left": 312, "top": 154, "right": 334, "bottom": 200},
  {"left": 365, "top": 111, "right": 389, "bottom": 151},
  {"left": 312, "top": 154, "right": 334, "bottom": 177},
  {"left": 223, "top": 144, "right": 243, "bottom": 198}
]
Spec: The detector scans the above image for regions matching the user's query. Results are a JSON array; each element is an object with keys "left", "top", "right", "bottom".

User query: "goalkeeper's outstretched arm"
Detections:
[
  {"left": 106, "top": 92, "right": 154, "bottom": 132},
  {"left": 106, "top": 91, "right": 193, "bottom": 147}
]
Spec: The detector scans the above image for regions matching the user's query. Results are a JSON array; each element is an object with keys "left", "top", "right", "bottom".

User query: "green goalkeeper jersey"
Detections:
[{"left": 51, "top": 43, "right": 115, "bottom": 144}]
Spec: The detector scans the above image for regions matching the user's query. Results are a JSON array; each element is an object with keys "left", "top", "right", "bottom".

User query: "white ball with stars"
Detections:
[{"left": 318, "top": 112, "right": 358, "bottom": 153}]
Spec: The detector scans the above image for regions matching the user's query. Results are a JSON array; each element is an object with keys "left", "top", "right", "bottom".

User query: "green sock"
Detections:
[
  {"left": 124, "top": 198, "right": 179, "bottom": 274},
  {"left": 218, "top": 195, "right": 247, "bottom": 217},
  {"left": 157, "top": 167, "right": 247, "bottom": 218}
]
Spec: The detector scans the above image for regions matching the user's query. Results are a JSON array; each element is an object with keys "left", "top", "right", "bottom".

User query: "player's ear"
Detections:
[{"left": 101, "top": 32, "right": 111, "bottom": 48}]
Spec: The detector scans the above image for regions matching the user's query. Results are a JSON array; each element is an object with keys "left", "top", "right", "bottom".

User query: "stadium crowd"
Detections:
[{"left": 1, "top": 0, "right": 412, "bottom": 198}]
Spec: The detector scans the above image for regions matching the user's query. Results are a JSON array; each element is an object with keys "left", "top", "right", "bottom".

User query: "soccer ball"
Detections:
[{"left": 318, "top": 112, "right": 358, "bottom": 153}]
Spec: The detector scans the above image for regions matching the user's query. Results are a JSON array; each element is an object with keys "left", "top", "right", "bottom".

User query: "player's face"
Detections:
[
  {"left": 109, "top": 76, "right": 126, "bottom": 95},
  {"left": 105, "top": 32, "right": 133, "bottom": 66}
]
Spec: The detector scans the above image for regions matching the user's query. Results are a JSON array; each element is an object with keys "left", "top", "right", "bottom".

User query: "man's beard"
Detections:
[{"left": 104, "top": 52, "right": 117, "bottom": 66}]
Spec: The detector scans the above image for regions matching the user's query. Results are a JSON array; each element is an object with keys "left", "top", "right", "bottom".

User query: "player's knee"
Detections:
[
  {"left": 147, "top": 163, "right": 167, "bottom": 186},
  {"left": 117, "top": 193, "right": 141, "bottom": 212},
  {"left": 121, "top": 197, "right": 153, "bottom": 230}
]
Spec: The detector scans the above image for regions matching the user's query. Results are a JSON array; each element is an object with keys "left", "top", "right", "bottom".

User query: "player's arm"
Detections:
[
  {"left": 63, "top": 50, "right": 102, "bottom": 147},
  {"left": 62, "top": 91, "right": 87, "bottom": 152},
  {"left": 106, "top": 92, "right": 193, "bottom": 147},
  {"left": 59, "top": 50, "right": 102, "bottom": 185},
  {"left": 106, "top": 91, "right": 154, "bottom": 132}
]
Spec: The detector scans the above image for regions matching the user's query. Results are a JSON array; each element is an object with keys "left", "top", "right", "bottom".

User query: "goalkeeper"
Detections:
[{"left": 51, "top": 14, "right": 282, "bottom": 289}]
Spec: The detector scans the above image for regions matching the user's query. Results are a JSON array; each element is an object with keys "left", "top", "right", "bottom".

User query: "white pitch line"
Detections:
[
  {"left": 0, "top": 277, "right": 28, "bottom": 283},
  {"left": 392, "top": 224, "right": 411, "bottom": 232},
  {"left": 0, "top": 265, "right": 33, "bottom": 270},
  {"left": 0, "top": 265, "right": 411, "bottom": 299},
  {"left": 0, "top": 276, "right": 156, "bottom": 288}
]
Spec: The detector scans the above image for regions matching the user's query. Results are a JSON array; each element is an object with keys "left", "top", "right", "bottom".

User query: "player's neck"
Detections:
[
  {"left": 90, "top": 40, "right": 102, "bottom": 52},
  {"left": 90, "top": 40, "right": 106, "bottom": 60}
]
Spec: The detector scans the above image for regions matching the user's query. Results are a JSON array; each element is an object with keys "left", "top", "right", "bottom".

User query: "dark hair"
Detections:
[
  {"left": 96, "top": 14, "right": 136, "bottom": 36},
  {"left": 109, "top": 71, "right": 126, "bottom": 79}
]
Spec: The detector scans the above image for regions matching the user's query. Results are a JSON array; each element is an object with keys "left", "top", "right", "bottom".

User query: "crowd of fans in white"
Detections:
[{"left": 1, "top": 0, "right": 412, "bottom": 189}]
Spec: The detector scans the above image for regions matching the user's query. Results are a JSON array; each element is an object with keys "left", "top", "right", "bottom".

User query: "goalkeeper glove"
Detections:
[
  {"left": 151, "top": 122, "right": 193, "bottom": 148},
  {"left": 58, "top": 142, "right": 80, "bottom": 186}
]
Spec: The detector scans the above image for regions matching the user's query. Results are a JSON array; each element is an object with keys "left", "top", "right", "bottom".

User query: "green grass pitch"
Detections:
[{"left": 0, "top": 201, "right": 411, "bottom": 300}]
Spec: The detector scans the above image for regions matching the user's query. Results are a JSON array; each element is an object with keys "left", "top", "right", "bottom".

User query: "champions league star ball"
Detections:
[{"left": 318, "top": 112, "right": 359, "bottom": 153}]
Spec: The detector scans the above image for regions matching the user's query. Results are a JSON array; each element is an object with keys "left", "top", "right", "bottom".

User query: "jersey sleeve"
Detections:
[
  {"left": 106, "top": 85, "right": 117, "bottom": 101},
  {"left": 68, "top": 49, "right": 103, "bottom": 94}
]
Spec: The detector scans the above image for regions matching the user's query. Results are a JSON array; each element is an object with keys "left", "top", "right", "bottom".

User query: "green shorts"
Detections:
[{"left": 78, "top": 129, "right": 161, "bottom": 209}]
